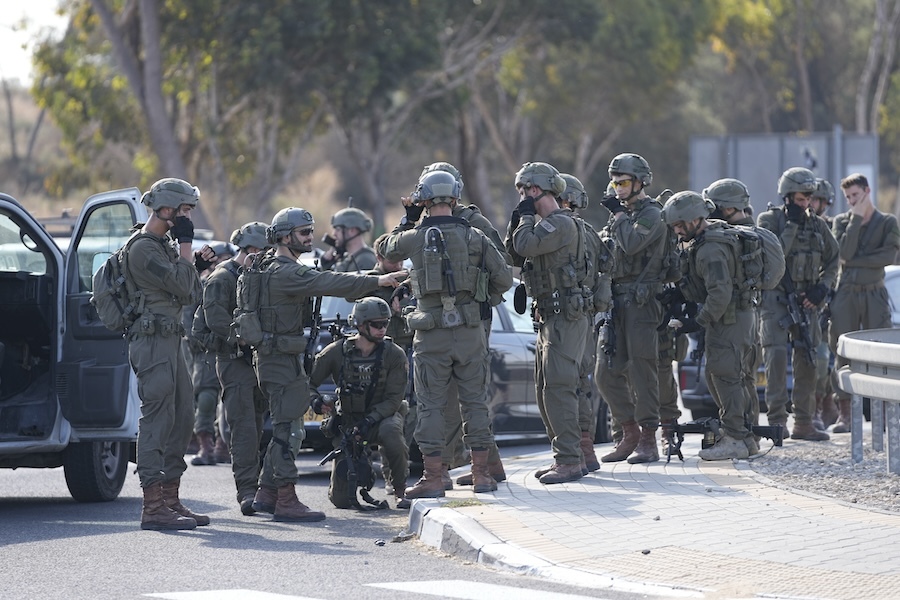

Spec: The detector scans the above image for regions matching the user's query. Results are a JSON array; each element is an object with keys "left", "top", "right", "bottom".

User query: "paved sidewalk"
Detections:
[{"left": 408, "top": 436, "right": 900, "bottom": 600}]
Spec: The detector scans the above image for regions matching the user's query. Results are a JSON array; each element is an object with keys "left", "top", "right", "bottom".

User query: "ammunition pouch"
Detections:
[
  {"left": 255, "top": 333, "right": 307, "bottom": 356},
  {"left": 129, "top": 314, "right": 184, "bottom": 338}
]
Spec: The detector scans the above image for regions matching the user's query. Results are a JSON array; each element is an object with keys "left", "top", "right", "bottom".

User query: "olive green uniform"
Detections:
[
  {"left": 324, "top": 246, "right": 377, "bottom": 273},
  {"left": 680, "top": 222, "right": 756, "bottom": 440},
  {"left": 251, "top": 257, "right": 382, "bottom": 488},
  {"left": 596, "top": 198, "right": 668, "bottom": 429},
  {"left": 127, "top": 233, "right": 202, "bottom": 488},
  {"left": 828, "top": 209, "right": 900, "bottom": 399},
  {"left": 380, "top": 215, "right": 512, "bottom": 457},
  {"left": 310, "top": 336, "right": 408, "bottom": 507},
  {"left": 506, "top": 208, "right": 588, "bottom": 466},
  {"left": 202, "top": 259, "right": 268, "bottom": 503},
  {"left": 757, "top": 206, "right": 839, "bottom": 426}
]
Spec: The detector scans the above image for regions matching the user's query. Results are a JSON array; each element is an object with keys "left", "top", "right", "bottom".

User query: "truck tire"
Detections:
[{"left": 63, "top": 441, "right": 128, "bottom": 502}]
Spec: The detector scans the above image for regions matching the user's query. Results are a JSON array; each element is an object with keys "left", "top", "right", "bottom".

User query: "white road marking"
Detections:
[
  {"left": 367, "top": 580, "right": 607, "bottom": 600},
  {"left": 145, "top": 591, "right": 321, "bottom": 600}
]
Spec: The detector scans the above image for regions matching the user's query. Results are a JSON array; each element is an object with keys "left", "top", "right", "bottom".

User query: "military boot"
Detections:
[
  {"left": 251, "top": 484, "right": 278, "bottom": 514},
  {"left": 404, "top": 454, "right": 446, "bottom": 499},
  {"left": 812, "top": 395, "right": 826, "bottom": 431},
  {"left": 470, "top": 449, "right": 498, "bottom": 493},
  {"left": 698, "top": 434, "right": 750, "bottom": 461},
  {"left": 832, "top": 398, "right": 852, "bottom": 433},
  {"left": 538, "top": 463, "right": 583, "bottom": 484},
  {"left": 213, "top": 435, "right": 231, "bottom": 464},
  {"left": 441, "top": 463, "right": 453, "bottom": 491},
  {"left": 744, "top": 436, "right": 760, "bottom": 456},
  {"left": 394, "top": 484, "right": 411, "bottom": 509},
  {"left": 791, "top": 421, "right": 830, "bottom": 441},
  {"left": 769, "top": 419, "right": 790, "bottom": 438},
  {"left": 140, "top": 483, "right": 197, "bottom": 531},
  {"left": 457, "top": 448, "right": 506, "bottom": 485},
  {"left": 601, "top": 421, "right": 640, "bottom": 463},
  {"left": 580, "top": 431, "right": 600, "bottom": 472},
  {"left": 161, "top": 478, "right": 210, "bottom": 526},
  {"left": 820, "top": 393, "right": 839, "bottom": 428},
  {"left": 627, "top": 425, "right": 659, "bottom": 464},
  {"left": 273, "top": 484, "right": 326, "bottom": 522},
  {"left": 190, "top": 431, "right": 216, "bottom": 466},
  {"left": 239, "top": 492, "right": 256, "bottom": 516}
]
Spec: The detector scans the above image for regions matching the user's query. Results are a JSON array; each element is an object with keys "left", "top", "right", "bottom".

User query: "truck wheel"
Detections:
[{"left": 63, "top": 441, "right": 128, "bottom": 502}]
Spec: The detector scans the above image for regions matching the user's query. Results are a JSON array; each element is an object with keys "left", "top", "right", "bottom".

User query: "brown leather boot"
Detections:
[
  {"left": 580, "top": 431, "right": 600, "bottom": 472},
  {"left": 190, "top": 431, "right": 216, "bottom": 466},
  {"left": 213, "top": 435, "right": 231, "bottom": 464},
  {"left": 273, "top": 484, "right": 326, "bottom": 522},
  {"left": 601, "top": 421, "right": 640, "bottom": 462},
  {"left": 538, "top": 463, "right": 583, "bottom": 484},
  {"left": 457, "top": 447, "right": 506, "bottom": 484},
  {"left": 140, "top": 482, "right": 197, "bottom": 531},
  {"left": 186, "top": 432, "right": 199, "bottom": 455},
  {"left": 791, "top": 421, "right": 830, "bottom": 441},
  {"left": 533, "top": 463, "right": 557, "bottom": 479},
  {"left": 820, "top": 393, "right": 839, "bottom": 428},
  {"left": 161, "top": 478, "right": 210, "bottom": 526},
  {"left": 813, "top": 395, "right": 826, "bottom": 431},
  {"left": 832, "top": 398, "right": 852, "bottom": 433},
  {"left": 405, "top": 454, "right": 446, "bottom": 499},
  {"left": 441, "top": 463, "right": 453, "bottom": 491},
  {"left": 251, "top": 484, "right": 278, "bottom": 514},
  {"left": 470, "top": 449, "right": 498, "bottom": 493},
  {"left": 627, "top": 425, "right": 660, "bottom": 464}
]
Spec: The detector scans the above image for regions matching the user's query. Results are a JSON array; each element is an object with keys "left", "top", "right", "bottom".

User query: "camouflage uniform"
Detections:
[
  {"left": 325, "top": 246, "right": 377, "bottom": 273},
  {"left": 127, "top": 233, "right": 201, "bottom": 488}
]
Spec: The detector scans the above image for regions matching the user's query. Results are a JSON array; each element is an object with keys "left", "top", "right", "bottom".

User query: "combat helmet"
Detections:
[
  {"left": 413, "top": 170, "right": 461, "bottom": 205},
  {"left": 608, "top": 153, "right": 652, "bottom": 187},
  {"left": 813, "top": 178, "right": 835, "bottom": 205},
  {"left": 266, "top": 207, "right": 315, "bottom": 244},
  {"left": 560, "top": 174, "right": 588, "bottom": 209},
  {"left": 662, "top": 191, "right": 715, "bottom": 225},
  {"left": 231, "top": 221, "right": 273, "bottom": 251},
  {"left": 141, "top": 178, "right": 200, "bottom": 211},
  {"left": 777, "top": 167, "right": 817, "bottom": 196},
  {"left": 420, "top": 162, "right": 464, "bottom": 192},
  {"left": 515, "top": 162, "right": 567, "bottom": 196},
  {"left": 331, "top": 207, "right": 373, "bottom": 233},
  {"left": 348, "top": 297, "right": 392, "bottom": 327},
  {"left": 702, "top": 178, "right": 751, "bottom": 211}
]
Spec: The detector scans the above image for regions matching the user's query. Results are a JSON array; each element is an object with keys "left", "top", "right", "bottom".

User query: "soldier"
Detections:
[
  {"left": 662, "top": 191, "right": 757, "bottom": 459},
  {"left": 595, "top": 153, "right": 671, "bottom": 464},
  {"left": 829, "top": 173, "right": 900, "bottom": 432},
  {"left": 201, "top": 222, "right": 272, "bottom": 515},
  {"left": 310, "top": 297, "right": 410, "bottom": 509},
  {"left": 557, "top": 173, "right": 612, "bottom": 472},
  {"left": 810, "top": 178, "right": 839, "bottom": 429},
  {"left": 128, "top": 178, "right": 210, "bottom": 530},
  {"left": 321, "top": 207, "right": 377, "bottom": 272},
  {"left": 245, "top": 208, "right": 406, "bottom": 522},
  {"left": 702, "top": 178, "right": 763, "bottom": 454},
  {"left": 505, "top": 162, "right": 587, "bottom": 483},
  {"left": 757, "top": 167, "right": 839, "bottom": 441},
  {"left": 378, "top": 170, "right": 512, "bottom": 498},
  {"left": 414, "top": 162, "right": 509, "bottom": 490}
]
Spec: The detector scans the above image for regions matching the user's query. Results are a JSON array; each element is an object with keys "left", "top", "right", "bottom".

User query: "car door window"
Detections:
[
  {"left": 0, "top": 213, "right": 49, "bottom": 274},
  {"left": 71, "top": 203, "right": 136, "bottom": 292}
]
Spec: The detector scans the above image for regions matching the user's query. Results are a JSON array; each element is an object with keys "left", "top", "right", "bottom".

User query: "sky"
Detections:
[{"left": 0, "top": 1, "right": 68, "bottom": 85}]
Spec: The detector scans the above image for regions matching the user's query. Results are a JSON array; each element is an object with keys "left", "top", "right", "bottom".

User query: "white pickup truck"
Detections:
[{"left": 0, "top": 188, "right": 146, "bottom": 501}]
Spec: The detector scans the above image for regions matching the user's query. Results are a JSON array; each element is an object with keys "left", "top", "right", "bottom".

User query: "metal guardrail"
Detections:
[{"left": 834, "top": 327, "right": 900, "bottom": 475}]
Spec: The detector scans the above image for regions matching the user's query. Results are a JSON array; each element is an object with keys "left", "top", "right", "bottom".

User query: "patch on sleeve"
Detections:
[
  {"left": 539, "top": 220, "right": 556, "bottom": 233},
  {"left": 708, "top": 260, "right": 726, "bottom": 282},
  {"left": 635, "top": 217, "right": 654, "bottom": 231}
]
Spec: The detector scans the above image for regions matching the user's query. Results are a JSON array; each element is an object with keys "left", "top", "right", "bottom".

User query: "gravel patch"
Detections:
[{"left": 747, "top": 429, "right": 900, "bottom": 513}]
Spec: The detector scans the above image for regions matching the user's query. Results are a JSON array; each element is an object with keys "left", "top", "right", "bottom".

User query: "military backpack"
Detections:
[
  {"left": 90, "top": 232, "right": 156, "bottom": 333},
  {"left": 232, "top": 251, "right": 276, "bottom": 346},
  {"left": 701, "top": 223, "right": 785, "bottom": 292}
]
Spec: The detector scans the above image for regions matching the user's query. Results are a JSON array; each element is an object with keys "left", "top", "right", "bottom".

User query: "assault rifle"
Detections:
[
  {"left": 778, "top": 274, "right": 816, "bottom": 364},
  {"left": 662, "top": 417, "right": 786, "bottom": 463},
  {"left": 318, "top": 425, "right": 388, "bottom": 510},
  {"left": 303, "top": 295, "right": 323, "bottom": 375}
]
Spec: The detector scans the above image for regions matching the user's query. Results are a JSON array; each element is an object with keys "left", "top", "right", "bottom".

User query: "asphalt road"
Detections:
[{"left": 0, "top": 445, "right": 657, "bottom": 600}]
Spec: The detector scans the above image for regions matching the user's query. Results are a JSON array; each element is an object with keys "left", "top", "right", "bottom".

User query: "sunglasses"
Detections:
[
  {"left": 367, "top": 320, "right": 390, "bottom": 329},
  {"left": 294, "top": 228, "right": 314, "bottom": 236},
  {"left": 610, "top": 178, "right": 633, "bottom": 189}
]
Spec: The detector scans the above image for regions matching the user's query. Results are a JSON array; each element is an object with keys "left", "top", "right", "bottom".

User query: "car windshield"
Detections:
[{"left": 0, "top": 212, "right": 49, "bottom": 274}]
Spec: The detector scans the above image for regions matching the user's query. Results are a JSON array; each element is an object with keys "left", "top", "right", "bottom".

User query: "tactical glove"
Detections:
[
  {"left": 804, "top": 282, "right": 829, "bottom": 306},
  {"left": 170, "top": 215, "right": 194, "bottom": 244},
  {"left": 656, "top": 286, "right": 685, "bottom": 307},
  {"left": 353, "top": 416, "right": 376, "bottom": 438},
  {"left": 601, "top": 195, "right": 625, "bottom": 215},
  {"left": 516, "top": 196, "right": 536, "bottom": 217},
  {"left": 405, "top": 203, "right": 424, "bottom": 223},
  {"left": 785, "top": 202, "right": 806, "bottom": 224},
  {"left": 194, "top": 250, "right": 214, "bottom": 273},
  {"left": 676, "top": 317, "right": 703, "bottom": 335}
]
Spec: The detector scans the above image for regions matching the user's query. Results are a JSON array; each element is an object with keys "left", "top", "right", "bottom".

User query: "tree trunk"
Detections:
[
  {"left": 792, "top": 0, "right": 814, "bottom": 131},
  {"left": 870, "top": 0, "right": 900, "bottom": 132},
  {"left": 856, "top": 0, "right": 886, "bottom": 133},
  {"left": 2, "top": 79, "right": 19, "bottom": 165}
]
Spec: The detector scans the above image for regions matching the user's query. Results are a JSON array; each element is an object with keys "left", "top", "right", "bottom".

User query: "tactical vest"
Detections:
[
  {"left": 772, "top": 208, "right": 826, "bottom": 287},
  {"left": 608, "top": 199, "right": 671, "bottom": 283},
  {"left": 521, "top": 212, "right": 588, "bottom": 320},
  {"left": 680, "top": 221, "right": 753, "bottom": 312},
  {"left": 336, "top": 339, "right": 384, "bottom": 417},
  {"left": 191, "top": 261, "right": 241, "bottom": 355},
  {"left": 580, "top": 218, "right": 614, "bottom": 313}
]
